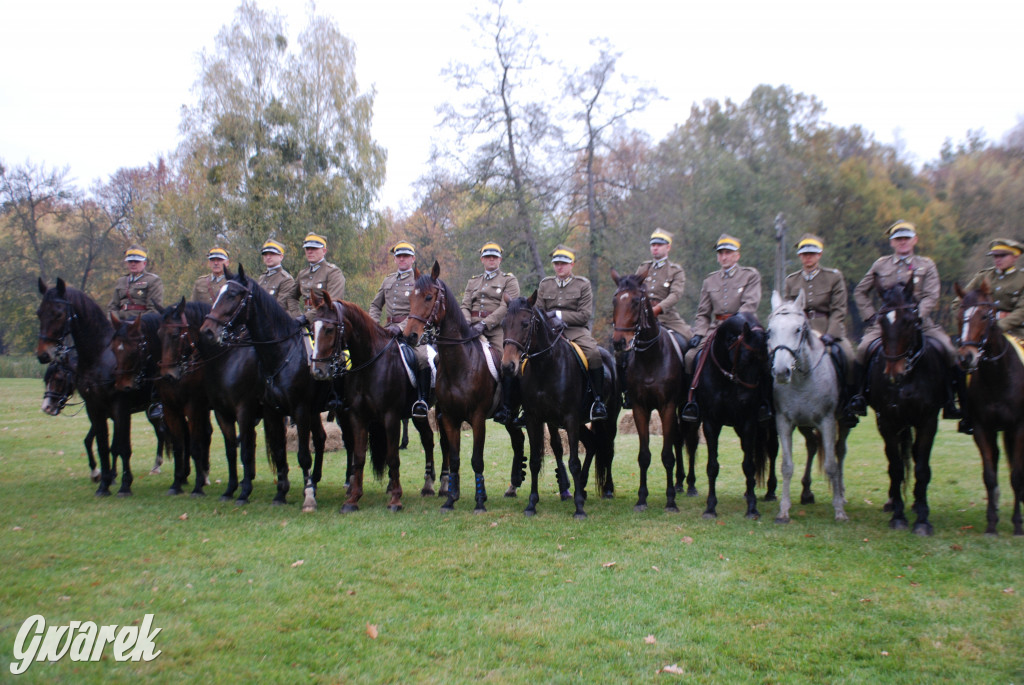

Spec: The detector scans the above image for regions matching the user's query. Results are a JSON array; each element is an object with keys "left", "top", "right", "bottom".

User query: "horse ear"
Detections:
[
  {"left": 174, "top": 297, "right": 186, "bottom": 316},
  {"left": 954, "top": 282, "right": 965, "bottom": 299},
  {"left": 38, "top": 277, "right": 48, "bottom": 295},
  {"left": 237, "top": 264, "right": 246, "bottom": 280},
  {"left": 319, "top": 291, "right": 330, "bottom": 308},
  {"left": 413, "top": 266, "right": 421, "bottom": 280},
  {"left": 794, "top": 288, "right": 806, "bottom": 311},
  {"left": 903, "top": 274, "right": 915, "bottom": 300},
  {"left": 527, "top": 290, "right": 538, "bottom": 307},
  {"left": 224, "top": 266, "right": 235, "bottom": 281},
  {"left": 771, "top": 290, "right": 782, "bottom": 311},
  {"left": 637, "top": 265, "right": 650, "bottom": 281},
  {"left": 979, "top": 279, "right": 991, "bottom": 297},
  {"left": 431, "top": 260, "right": 440, "bottom": 281},
  {"left": 110, "top": 313, "right": 121, "bottom": 328},
  {"left": 56, "top": 278, "right": 66, "bottom": 297},
  {"left": 130, "top": 316, "right": 143, "bottom": 331},
  {"left": 611, "top": 268, "right": 621, "bottom": 286}
]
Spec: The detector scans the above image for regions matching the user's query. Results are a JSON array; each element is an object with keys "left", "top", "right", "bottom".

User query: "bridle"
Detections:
[
  {"left": 160, "top": 310, "right": 201, "bottom": 377},
  {"left": 712, "top": 325, "right": 765, "bottom": 389},
  {"left": 44, "top": 356, "right": 78, "bottom": 411},
  {"left": 112, "top": 325, "right": 152, "bottom": 389},
  {"left": 38, "top": 295, "right": 77, "bottom": 361},
  {"left": 407, "top": 280, "right": 474, "bottom": 345},
  {"left": 204, "top": 279, "right": 254, "bottom": 344},
  {"left": 768, "top": 311, "right": 827, "bottom": 376},
  {"left": 503, "top": 306, "right": 563, "bottom": 364},
  {"left": 612, "top": 285, "right": 661, "bottom": 352},
  {"left": 877, "top": 303, "right": 925, "bottom": 374},
  {"left": 958, "top": 299, "right": 1008, "bottom": 366},
  {"left": 310, "top": 301, "right": 396, "bottom": 378}
]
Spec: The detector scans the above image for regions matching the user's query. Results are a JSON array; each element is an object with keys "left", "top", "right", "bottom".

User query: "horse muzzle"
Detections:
[
  {"left": 310, "top": 364, "right": 332, "bottom": 382},
  {"left": 402, "top": 332, "right": 419, "bottom": 347}
]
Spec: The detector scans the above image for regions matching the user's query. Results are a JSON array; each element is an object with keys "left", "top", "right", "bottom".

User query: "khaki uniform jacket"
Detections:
[
  {"left": 296, "top": 261, "right": 346, "bottom": 315},
  {"left": 637, "top": 259, "right": 693, "bottom": 338},
  {"left": 191, "top": 274, "right": 227, "bottom": 307},
  {"left": 783, "top": 267, "right": 849, "bottom": 339},
  {"left": 107, "top": 271, "right": 164, "bottom": 316},
  {"left": 964, "top": 266, "right": 1024, "bottom": 341},
  {"left": 258, "top": 267, "right": 301, "bottom": 317},
  {"left": 853, "top": 254, "right": 953, "bottom": 362},
  {"left": 692, "top": 266, "right": 762, "bottom": 337},
  {"left": 369, "top": 270, "right": 416, "bottom": 325},
  {"left": 536, "top": 274, "right": 601, "bottom": 367},
  {"left": 461, "top": 270, "right": 521, "bottom": 348}
]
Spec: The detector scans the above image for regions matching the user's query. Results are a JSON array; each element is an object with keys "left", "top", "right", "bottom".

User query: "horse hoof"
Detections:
[
  {"left": 633, "top": 504, "right": 648, "bottom": 513},
  {"left": 270, "top": 499, "right": 286, "bottom": 507},
  {"left": 686, "top": 488, "right": 698, "bottom": 497},
  {"left": 882, "top": 500, "right": 895, "bottom": 513},
  {"left": 559, "top": 490, "right": 571, "bottom": 501},
  {"left": 573, "top": 512, "right": 587, "bottom": 520},
  {"left": 95, "top": 490, "right": 111, "bottom": 498},
  {"left": 341, "top": 504, "right": 359, "bottom": 514},
  {"left": 219, "top": 495, "right": 232, "bottom": 502},
  {"left": 675, "top": 484, "right": 685, "bottom": 493},
  {"left": 421, "top": 488, "right": 435, "bottom": 497},
  {"left": 702, "top": 511, "right": 717, "bottom": 520},
  {"left": 473, "top": 507, "right": 487, "bottom": 514},
  {"left": 389, "top": 505, "right": 403, "bottom": 513},
  {"left": 440, "top": 504, "right": 454, "bottom": 513},
  {"left": 504, "top": 486, "right": 518, "bottom": 497},
  {"left": 745, "top": 512, "right": 760, "bottom": 520},
  {"left": 524, "top": 508, "right": 536, "bottom": 517},
  {"left": 602, "top": 491, "right": 614, "bottom": 499},
  {"left": 774, "top": 516, "right": 790, "bottom": 524},
  {"left": 167, "top": 488, "right": 183, "bottom": 496},
  {"left": 835, "top": 512, "right": 849, "bottom": 522},
  {"left": 150, "top": 467, "right": 161, "bottom": 475},
  {"left": 889, "top": 518, "right": 908, "bottom": 530},
  {"left": 190, "top": 491, "right": 206, "bottom": 498},
  {"left": 116, "top": 491, "right": 133, "bottom": 498},
  {"left": 665, "top": 505, "right": 679, "bottom": 513},
  {"left": 763, "top": 494, "right": 777, "bottom": 502},
  {"left": 234, "top": 498, "right": 248, "bottom": 507},
  {"left": 912, "top": 522, "right": 933, "bottom": 537},
  {"left": 800, "top": 494, "right": 815, "bottom": 505},
  {"left": 302, "top": 504, "right": 317, "bottom": 513}
]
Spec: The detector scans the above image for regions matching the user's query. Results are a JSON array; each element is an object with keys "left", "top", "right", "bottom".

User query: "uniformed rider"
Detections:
[
  {"left": 369, "top": 240, "right": 434, "bottom": 418},
  {"left": 257, "top": 239, "right": 301, "bottom": 317},
  {"left": 294, "top": 233, "right": 346, "bottom": 316},
  {"left": 191, "top": 247, "right": 229, "bottom": 306},
  {"left": 681, "top": 233, "right": 765, "bottom": 423},
  {"left": 536, "top": 245, "right": 607, "bottom": 422},
  {"left": 108, "top": 245, "right": 164, "bottom": 318},
  {"left": 962, "top": 238, "right": 1024, "bottom": 342}
]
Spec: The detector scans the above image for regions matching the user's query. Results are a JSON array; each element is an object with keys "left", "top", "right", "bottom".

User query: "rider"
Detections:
[
  {"left": 681, "top": 233, "right": 766, "bottom": 423},
  {"left": 294, "top": 233, "right": 346, "bottom": 316},
  {"left": 782, "top": 234, "right": 858, "bottom": 425},
  {"left": 108, "top": 245, "right": 164, "bottom": 318},
  {"left": 622, "top": 228, "right": 693, "bottom": 409},
  {"left": 847, "top": 220, "right": 964, "bottom": 427},
  {"left": 536, "top": 245, "right": 607, "bottom": 422},
  {"left": 257, "top": 238, "right": 301, "bottom": 317},
  {"left": 191, "top": 247, "right": 230, "bottom": 306},
  {"left": 369, "top": 240, "right": 434, "bottom": 419},
  {"left": 460, "top": 242, "right": 521, "bottom": 425},
  {"left": 962, "top": 238, "right": 1024, "bottom": 343}
]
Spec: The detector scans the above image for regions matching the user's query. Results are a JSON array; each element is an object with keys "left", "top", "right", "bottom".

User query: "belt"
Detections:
[
  {"left": 471, "top": 310, "right": 492, "bottom": 319},
  {"left": 714, "top": 313, "right": 735, "bottom": 321},
  {"left": 122, "top": 304, "right": 147, "bottom": 311},
  {"left": 386, "top": 315, "right": 408, "bottom": 325}
]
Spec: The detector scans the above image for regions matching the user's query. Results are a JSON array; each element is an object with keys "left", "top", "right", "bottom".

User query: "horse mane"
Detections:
[
  {"left": 505, "top": 296, "right": 531, "bottom": 317},
  {"left": 337, "top": 298, "right": 391, "bottom": 346},
  {"left": 232, "top": 269, "right": 300, "bottom": 340},
  {"left": 614, "top": 273, "right": 645, "bottom": 293},
  {"left": 183, "top": 301, "right": 211, "bottom": 328},
  {"left": 414, "top": 273, "right": 472, "bottom": 335}
]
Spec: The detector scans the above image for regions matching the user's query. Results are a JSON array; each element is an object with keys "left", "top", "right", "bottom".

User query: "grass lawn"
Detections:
[{"left": 0, "top": 378, "right": 1021, "bottom": 683}]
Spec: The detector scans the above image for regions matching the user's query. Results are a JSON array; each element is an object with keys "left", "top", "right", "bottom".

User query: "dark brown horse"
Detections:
[
  {"left": 36, "top": 278, "right": 154, "bottom": 496},
  {"left": 865, "top": 276, "right": 946, "bottom": 535},
  {"left": 308, "top": 292, "right": 441, "bottom": 512},
  {"left": 402, "top": 261, "right": 525, "bottom": 512},
  {"left": 611, "top": 269, "right": 699, "bottom": 512},
  {"left": 955, "top": 281, "right": 1024, "bottom": 535},
  {"left": 500, "top": 293, "right": 618, "bottom": 518},
  {"left": 200, "top": 265, "right": 328, "bottom": 511}
]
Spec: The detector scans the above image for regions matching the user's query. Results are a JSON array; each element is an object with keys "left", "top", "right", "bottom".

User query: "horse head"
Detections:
[
  {"left": 109, "top": 314, "right": 147, "bottom": 391},
  {"left": 403, "top": 260, "right": 446, "bottom": 347},
  {"left": 200, "top": 264, "right": 253, "bottom": 345},
  {"left": 876, "top": 274, "right": 922, "bottom": 381},
  {"left": 35, "top": 277, "right": 71, "bottom": 364},
  {"left": 954, "top": 280, "right": 995, "bottom": 373},
  {"left": 41, "top": 354, "right": 76, "bottom": 416},
  {"left": 768, "top": 289, "right": 812, "bottom": 385},
  {"left": 610, "top": 268, "right": 651, "bottom": 353},
  {"left": 157, "top": 298, "right": 193, "bottom": 381},
  {"left": 309, "top": 291, "right": 345, "bottom": 381}
]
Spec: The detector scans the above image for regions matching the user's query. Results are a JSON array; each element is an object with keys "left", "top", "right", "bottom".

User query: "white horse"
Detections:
[{"left": 768, "top": 290, "right": 849, "bottom": 522}]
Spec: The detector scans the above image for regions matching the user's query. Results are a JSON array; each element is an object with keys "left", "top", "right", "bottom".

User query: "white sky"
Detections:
[{"left": 2, "top": 0, "right": 1022, "bottom": 211}]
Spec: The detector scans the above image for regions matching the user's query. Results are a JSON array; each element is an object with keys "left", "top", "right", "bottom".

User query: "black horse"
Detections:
[
  {"left": 159, "top": 298, "right": 265, "bottom": 504},
  {"left": 865, "top": 276, "right": 946, "bottom": 535},
  {"left": 200, "top": 265, "right": 328, "bottom": 510},
  {"left": 36, "top": 278, "right": 155, "bottom": 496},
  {"left": 500, "top": 293, "right": 618, "bottom": 518},
  {"left": 955, "top": 281, "right": 1024, "bottom": 535},
  {"left": 692, "top": 312, "right": 777, "bottom": 519}
]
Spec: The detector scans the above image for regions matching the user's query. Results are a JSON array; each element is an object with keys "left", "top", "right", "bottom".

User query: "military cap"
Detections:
[
  {"left": 261, "top": 239, "right": 285, "bottom": 255},
  {"left": 715, "top": 234, "right": 741, "bottom": 251},
  {"left": 795, "top": 234, "right": 824, "bottom": 254},
  {"left": 650, "top": 228, "right": 673, "bottom": 245},
  {"left": 302, "top": 233, "right": 328, "bottom": 249},
  {"left": 887, "top": 220, "right": 917, "bottom": 240},
  {"left": 986, "top": 238, "right": 1024, "bottom": 256},
  {"left": 480, "top": 242, "right": 503, "bottom": 258},
  {"left": 392, "top": 241, "right": 416, "bottom": 257},
  {"left": 124, "top": 246, "right": 148, "bottom": 262},
  {"left": 550, "top": 245, "right": 575, "bottom": 263},
  {"left": 208, "top": 247, "right": 229, "bottom": 261}
]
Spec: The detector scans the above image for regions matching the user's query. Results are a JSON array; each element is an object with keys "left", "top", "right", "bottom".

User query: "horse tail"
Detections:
[
  {"left": 594, "top": 424, "right": 614, "bottom": 493},
  {"left": 754, "top": 422, "right": 774, "bottom": 487},
  {"left": 368, "top": 422, "right": 387, "bottom": 479}
]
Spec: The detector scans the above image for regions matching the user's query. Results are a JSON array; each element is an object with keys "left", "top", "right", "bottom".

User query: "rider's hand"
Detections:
[
  {"left": 470, "top": 322, "right": 486, "bottom": 336},
  {"left": 821, "top": 333, "right": 836, "bottom": 346}
]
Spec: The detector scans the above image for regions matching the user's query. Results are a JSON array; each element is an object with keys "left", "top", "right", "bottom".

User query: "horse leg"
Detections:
[
  {"left": 634, "top": 408, "right": 652, "bottom": 512},
  {"left": 440, "top": 415, "right": 461, "bottom": 511},
  {"left": 775, "top": 418, "right": 795, "bottom": 524},
  {"left": 739, "top": 423, "right": 761, "bottom": 520},
  {"left": 294, "top": 411, "right": 317, "bottom": 513},
  {"left": 798, "top": 426, "right": 818, "bottom": 504},
  {"left": 216, "top": 412, "right": 239, "bottom": 501},
  {"left": 386, "top": 418, "right": 404, "bottom": 512},
  {"left": 437, "top": 415, "right": 451, "bottom": 498},
  {"left": 189, "top": 406, "right": 212, "bottom": 497},
  {"left": 910, "top": 418, "right": 938, "bottom": 536},
  {"left": 567, "top": 423, "right": 586, "bottom": 519},
  {"left": 310, "top": 413, "right": 326, "bottom": 489},
  {"left": 161, "top": 403, "right": 189, "bottom": 496},
  {"left": 1007, "top": 428, "right": 1024, "bottom": 536},
  {"left": 881, "top": 423, "right": 908, "bottom": 529},
  {"left": 524, "top": 421, "right": 544, "bottom": 516},
  {"left": 237, "top": 418, "right": 257, "bottom": 505},
  {"left": 549, "top": 428, "right": 570, "bottom": 501},
  {"left": 684, "top": 421, "right": 699, "bottom": 497},
  {"left": 91, "top": 405, "right": 114, "bottom": 496},
  {"left": 113, "top": 404, "right": 134, "bottom": 496},
  {"left": 84, "top": 426, "right": 101, "bottom": 482},
  {"left": 974, "top": 427, "right": 1001, "bottom": 534},
  {"left": 400, "top": 417, "right": 410, "bottom": 450},
  {"left": 505, "top": 425, "right": 526, "bottom": 497},
  {"left": 470, "top": 415, "right": 488, "bottom": 513},
  {"left": 263, "top": 413, "right": 290, "bottom": 505},
  {"left": 412, "top": 415, "right": 436, "bottom": 496},
  {"left": 660, "top": 406, "right": 679, "bottom": 513},
  {"left": 703, "top": 422, "right": 721, "bottom": 518},
  {"left": 341, "top": 422, "right": 368, "bottom": 513},
  {"left": 762, "top": 421, "right": 778, "bottom": 502},
  {"left": 820, "top": 417, "right": 847, "bottom": 521}
]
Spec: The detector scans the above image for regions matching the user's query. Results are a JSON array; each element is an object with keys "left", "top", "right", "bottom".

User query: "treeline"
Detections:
[{"left": 3, "top": 0, "right": 1022, "bottom": 353}]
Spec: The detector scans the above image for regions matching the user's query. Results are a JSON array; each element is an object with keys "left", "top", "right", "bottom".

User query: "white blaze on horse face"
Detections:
[
  {"left": 210, "top": 282, "right": 230, "bottom": 309},
  {"left": 312, "top": 320, "right": 324, "bottom": 351},
  {"left": 961, "top": 306, "right": 977, "bottom": 342},
  {"left": 619, "top": 293, "right": 630, "bottom": 301},
  {"left": 886, "top": 310, "right": 897, "bottom": 324}
]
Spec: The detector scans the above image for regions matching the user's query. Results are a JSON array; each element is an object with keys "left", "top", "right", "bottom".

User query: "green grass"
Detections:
[
  {"left": 0, "top": 355, "right": 44, "bottom": 379},
  {"left": 0, "top": 378, "right": 1022, "bottom": 683}
]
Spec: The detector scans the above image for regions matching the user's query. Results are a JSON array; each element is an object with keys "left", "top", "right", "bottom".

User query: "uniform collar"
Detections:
[
  {"left": 652, "top": 258, "right": 667, "bottom": 270},
  {"left": 211, "top": 274, "right": 224, "bottom": 284},
  {"left": 308, "top": 259, "right": 325, "bottom": 272},
  {"left": 996, "top": 266, "right": 1016, "bottom": 277},
  {"left": 483, "top": 269, "right": 499, "bottom": 281},
  {"left": 397, "top": 269, "right": 412, "bottom": 279},
  {"left": 803, "top": 268, "right": 819, "bottom": 281},
  {"left": 893, "top": 254, "right": 914, "bottom": 265},
  {"left": 556, "top": 276, "right": 573, "bottom": 288},
  {"left": 721, "top": 265, "right": 738, "bottom": 278},
  {"left": 265, "top": 266, "right": 280, "bottom": 276}
]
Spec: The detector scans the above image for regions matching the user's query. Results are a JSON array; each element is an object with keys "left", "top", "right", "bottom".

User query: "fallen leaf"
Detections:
[
  {"left": 291, "top": 559, "right": 305, "bottom": 568},
  {"left": 346, "top": 590, "right": 356, "bottom": 596},
  {"left": 1003, "top": 588, "right": 1015, "bottom": 594},
  {"left": 950, "top": 544, "right": 963, "bottom": 551},
  {"left": 401, "top": 531, "right": 407, "bottom": 537},
  {"left": 864, "top": 499, "right": 873, "bottom": 505},
  {"left": 557, "top": 544, "right": 564, "bottom": 550},
  {"left": 804, "top": 534, "right": 816, "bottom": 538},
  {"left": 366, "top": 623, "right": 379, "bottom": 639},
  {"left": 659, "top": 664, "right": 685, "bottom": 675},
  {"left": 862, "top": 538, "right": 870, "bottom": 542},
  {"left": 910, "top": 581, "right": 920, "bottom": 587},
  {"left": 716, "top": 521, "right": 725, "bottom": 526},
  {"left": 644, "top": 635, "right": 657, "bottom": 644},
  {"left": 859, "top": 598, "right": 871, "bottom": 603},
  {"left": 651, "top": 566, "right": 660, "bottom": 572},
  {"left": 490, "top": 522, "right": 498, "bottom": 527},
  {"left": 960, "top": 525, "right": 974, "bottom": 530},
  {"left": 11, "top": 526, "right": 22, "bottom": 531},
  {"left": 602, "top": 562, "right": 616, "bottom": 568},
  {"left": 881, "top": 651, "right": 890, "bottom": 657},
  {"left": 179, "top": 513, "right": 188, "bottom": 521},
  {"left": 681, "top": 536, "right": 694, "bottom": 544}
]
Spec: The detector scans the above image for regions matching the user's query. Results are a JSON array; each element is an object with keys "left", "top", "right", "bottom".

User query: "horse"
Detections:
[
  {"left": 499, "top": 293, "right": 618, "bottom": 518},
  {"left": 402, "top": 261, "right": 526, "bottom": 512},
  {"left": 767, "top": 290, "right": 850, "bottom": 523},
  {"left": 36, "top": 278, "right": 155, "bottom": 496},
  {"left": 692, "top": 312, "right": 777, "bottom": 519},
  {"left": 954, "top": 281, "right": 1024, "bottom": 535},
  {"left": 864, "top": 275, "right": 947, "bottom": 535},
  {"left": 200, "top": 265, "right": 328, "bottom": 511},
  {"left": 308, "top": 292, "right": 441, "bottom": 512},
  {"left": 610, "top": 269, "right": 698, "bottom": 512},
  {"left": 159, "top": 298, "right": 265, "bottom": 504}
]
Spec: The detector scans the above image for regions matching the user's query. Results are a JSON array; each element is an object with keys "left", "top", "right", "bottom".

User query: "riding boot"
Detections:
[
  {"left": 492, "top": 374, "right": 516, "bottom": 425},
  {"left": 588, "top": 368, "right": 608, "bottom": 422},
  {"left": 846, "top": 361, "right": 868, "bottom": 416},
  {"left": 617, "top": 353, "right": 632, "bottom": 409},
  {"left": 948, "top": 365, "right": 972, "bottom": 432},
  {"left": 411, "top": 366, "right": 431, "bottom": 419},
  {"left": 942, "top": 364, "right": 963, "bottom": 420}
]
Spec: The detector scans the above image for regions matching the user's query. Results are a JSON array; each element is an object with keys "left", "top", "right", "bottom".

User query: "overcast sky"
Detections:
[{"left": 3, "top": 0, "right": 1022, "bottom": 211}]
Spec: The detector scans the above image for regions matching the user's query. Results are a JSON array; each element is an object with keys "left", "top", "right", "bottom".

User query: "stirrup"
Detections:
[
  {"left": 847, "top": 395, "right": 867, "bottom": 416},
  {"left": 492, "top": 407, "right": 511, "bottom": 425},
  {"left": 147, "top": 403, "right": 164, "bottom": 421},
  {"left": 942, "top": 404, "right": 962, "bottom": 420},
  {"left": 411, "top": 399, "right": 429, "bottom": 419},
  {"left": 511, "top": 412, "right": 527, "bottom": 428},
  {"left": 957, "top": 419, "right": 973, "bottom": 435},
  {"left": 621, "top": 392, "right": 633, "bottom": 410},
  {"left": 680, "top": 401, "right": 699, "bottom": 423},
  {"left": 590, "top": 401, "right": 607, "bottom": 422},
  {"left": 758, "top": 404, "right": 773, "bottom": 424}
]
